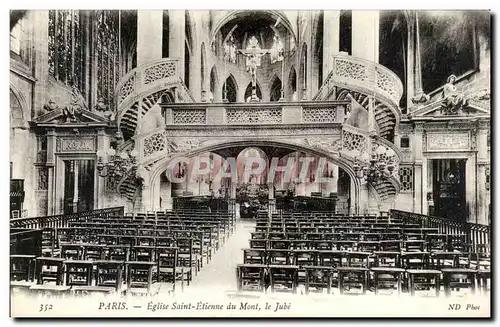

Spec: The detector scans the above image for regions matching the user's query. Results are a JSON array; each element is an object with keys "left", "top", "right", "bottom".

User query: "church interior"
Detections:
[{"left": 9, "top": 10, "right": 491, "bottom": 306}]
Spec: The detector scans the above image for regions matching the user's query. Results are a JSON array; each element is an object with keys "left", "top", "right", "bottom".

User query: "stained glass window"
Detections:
[
  {"left": 96, "top": 10, "right": 120, "bottom": 109},
  {"left": 48, "top": 10, "right": 84, "bottom": 88},
  {"left": 223, "top": 35, "right": 237, "bottom": 64},
  {"left": 270, "top": 34, "right": 284, "bottom": 64}
]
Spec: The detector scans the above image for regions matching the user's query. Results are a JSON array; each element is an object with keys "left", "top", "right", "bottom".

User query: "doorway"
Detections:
[
  {"left": 63, "top": 159, "right": 95, "bottom": 214},
  {"left": 430, "top": 159, "right": 467, "bottom": 222}
]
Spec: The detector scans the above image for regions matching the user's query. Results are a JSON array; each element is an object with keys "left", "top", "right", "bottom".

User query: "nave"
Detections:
[{"left": 10, "top": 207, "right": 491, "bottom": 300}]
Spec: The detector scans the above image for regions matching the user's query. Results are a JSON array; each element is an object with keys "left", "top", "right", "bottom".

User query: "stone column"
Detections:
[
  {"left": 323, "top": 10, "right": 340, "bottom": 82},
  {"left": 413, "top": 123, "right": 425, "bottom": 214},
  {"left": 46, "top": 129, "right": 56, "bottom": 215},
  {"left": 137, "top": 10, "right": 163, "bottom": 66},
  {"left": 32, "top": 11, "right": 49, "bottom": 119},
  {"left": 476, "top": 123, "right": 490, "bottom": 225},
  {"left": 169, "top": 10, "right": 186, "bottom": 78},
  {"left": 96, "top": 128, "right": 110, "bottom": 209},
  {"left": 351, "top": 11, "right": 380, "bottom": 63}
]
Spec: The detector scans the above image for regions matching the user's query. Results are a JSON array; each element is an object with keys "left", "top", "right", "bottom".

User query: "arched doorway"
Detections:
[
  {"left": 244, "top": 82, "right": 262, "bottom": 102},
  {"left": 269, "top": 75, "right": 282, "bottom": 102},
  {"left": 223, "top": 75, "right": 238, "bottom": 102},
  {"left": 288, "top": 66, "right": 297, "bottom": 101},
  {"left": 147, "top": 140, "right": 361, "bottom": 214}
]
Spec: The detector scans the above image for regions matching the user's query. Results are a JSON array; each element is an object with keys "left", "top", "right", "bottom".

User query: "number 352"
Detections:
[{"left": 39, "top": 304, "right": 53, "bottom": 312}]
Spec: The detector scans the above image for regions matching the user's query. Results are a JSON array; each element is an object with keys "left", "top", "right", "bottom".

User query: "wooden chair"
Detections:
[
  {"left": 243, "top": 248, "right": 267, "bottom": 264},
  {"left": 94, "top": 260, "right": 125, "bottom": 293},
  {"left": 442, "top": 268, "right": 477, "bottom": 297},
  {"left": 268, "top": 249, "right": 292, "bottom": 265},
  {"left": 64, "top": 260, "right": 94, "bottom": 286},
  {"left": 155, "top": 247, "right": 180, "bottom": 292},
  {"left": 426, "top": 234, "right": 449, "bottom": 252},
  {"left": 268, "top": 265, "right": 299, "bottom": 293},
  {"left": 35, "top": 257, "right": 65, "bottom": 285},
  {"left": 10, "top": 255, "right": 36, "bottom": 282},
  {"left": 371, "top": 267, "right": 405, "bottom": 295},
  {"left": 337, "top": 267, "right": 369, "bottom": 295},
  {"left": 373, "top": 251, "right": 401, "bottom": 268},
  {"left": 304, "top": 266, "right": 334, "bottom": 294},
  {"left": 406, "top": 269, "right": 441, "bottom": 297},
  {"left": 125, "top": 261, "right": 157, "bottom": 296},
  {"left": 236, "top": 264, "right": 268, "bottom": 292}
]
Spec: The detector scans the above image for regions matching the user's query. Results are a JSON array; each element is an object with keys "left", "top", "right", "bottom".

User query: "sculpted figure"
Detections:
[{"left": 441, "top": 75, "right": 468, "bottom": 115}]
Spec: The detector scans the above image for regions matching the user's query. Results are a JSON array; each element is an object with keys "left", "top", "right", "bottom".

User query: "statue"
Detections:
[
  {"left": 238, "top": 36, "right": 271, "bottom": 102},
  {"left": 62, "top": 86, "right": 87, "bottom": 122},
  {"left": 43, "top": 99, "right": 59, "bottom": 112},
  {"left": 441, "top": 75, "right": 468, "bottom": 115},
  {"left": 94, "top": 97, "right": 115, "bottom": 120}
]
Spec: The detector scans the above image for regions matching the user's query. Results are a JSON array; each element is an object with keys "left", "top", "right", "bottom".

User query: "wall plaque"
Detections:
[
  {"left": 426, "top": 132, "right": 470, "bottom": 152},
  {"left": 57, "top": 137, "right": 96, "bottom": 152}
]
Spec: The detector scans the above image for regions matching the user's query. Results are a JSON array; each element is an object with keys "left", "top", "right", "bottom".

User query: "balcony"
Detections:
[{"left": 162, "top": 101, "right": 349, "bottom": 127}]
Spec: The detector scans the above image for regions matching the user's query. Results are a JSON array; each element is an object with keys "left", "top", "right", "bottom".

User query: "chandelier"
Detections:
[
  {"left": 96, "top": 147, "right": 139, "bottom": 180},
  {"left": 353, "top": 144, "right": 396, "bottom": 184}
]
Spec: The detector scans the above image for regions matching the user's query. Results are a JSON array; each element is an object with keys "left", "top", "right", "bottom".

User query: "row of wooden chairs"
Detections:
[{"left": 236, "top": 264, "right": 490, "bottom": 296}]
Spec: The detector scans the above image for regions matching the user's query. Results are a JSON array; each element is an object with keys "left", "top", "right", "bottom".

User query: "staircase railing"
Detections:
[{"left": 390, "top": 209, "right": 490, "bottom": 248}]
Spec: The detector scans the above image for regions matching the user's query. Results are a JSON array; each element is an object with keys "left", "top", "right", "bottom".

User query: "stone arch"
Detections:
[
  {"left": 210, "top": 10, "right": 297, "bottom": 46},
  {"left": 299, "top": 43, "right": 308, "bottom": 99},
  {"left": 10, "top": 86, "right": 28, "bottom": 128},
  {"left": 268, "top": 74, "right": 282, "bottom": 102},
  {"left": 200, "top": 42, "right": 207, "bottom": 100},
  {"left": 147, "top": 139, "right": 362, "bottom": 214},
  {"left": 287, "top": 66, "right": 297, "bottom": 101},
  {"left": 209, "top": 65, "right": 219, "bottom": 102},
  {"left": 244, "top": 82, "right": 263, "bottom": 102},
  {"left": 223, "top": 74, "right": 238, "bottom": 102}
]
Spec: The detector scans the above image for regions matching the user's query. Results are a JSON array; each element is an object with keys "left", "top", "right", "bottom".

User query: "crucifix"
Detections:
[{"left": 238, "top": 36, "right": 271, "bottom": 102}]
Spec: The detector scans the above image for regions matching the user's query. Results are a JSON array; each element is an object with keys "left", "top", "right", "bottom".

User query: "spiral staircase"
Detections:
[{"left": 314, "top": 54, "right": 404, "bottom": 204}]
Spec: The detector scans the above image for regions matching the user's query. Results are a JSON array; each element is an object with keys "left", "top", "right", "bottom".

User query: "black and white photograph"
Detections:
[{"left": 8, "top": 8, "right": 491, "bottom": 318}]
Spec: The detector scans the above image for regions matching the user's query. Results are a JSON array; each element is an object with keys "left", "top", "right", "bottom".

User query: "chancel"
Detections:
[{"left": 9, "top": 9, "right": 491, "bottom": 311}]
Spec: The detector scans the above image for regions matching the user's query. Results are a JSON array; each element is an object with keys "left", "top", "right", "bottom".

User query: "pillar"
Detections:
[
  {"left": 32, "top": 11, "right": 49, "bottom": 118},
  {"left": 159, "top": 179, "right": 172, "bottom": 210},
  {"left": 413, "top": 123, "right": 425, "bottom": 214},
  {"left": 137, "top": 10, "right": 163, "bottom": 66},
  {"left": 96, "top": 128, "right": 110, "bottom": 209},
  {"left": 169, "top": 10, "right": 186, "bottom": 78},
  {"left": 323, "top": 10, "right": 340, "bottom": 82},
  {"left": 476, "top": 123, "right": 490, "bottom": 225},
  {"left": 351, "top": 11, "right": 380, "bottom": 62},
  {"left": 46, "top": 129, "right": 56, "bottom": 215}
]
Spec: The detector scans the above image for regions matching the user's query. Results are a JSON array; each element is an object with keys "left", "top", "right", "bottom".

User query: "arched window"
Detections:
[
  {"left": 224, "top": 35, "right": 237, "bottom": 64},
  {"left": 269, "top": 76, "right": 282, "bottom": 102},
  {"left": 245, "top": 82, "right": 262, "bottom": 102},
  {"left": 10, "top": 21, "right": 22, "bottom": 54},
  {"left": 270, "top": 34, "right": 284, "bottom": 64},
  {"left": 223, "top": 75, "right": 238, "bottom": 103},
  {"left": 96, "top": 10, "right": 120, "bottom": 108}
]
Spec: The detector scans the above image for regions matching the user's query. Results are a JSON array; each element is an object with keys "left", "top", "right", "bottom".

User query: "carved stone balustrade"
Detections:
[{"left": 162, "top": 101, "right": 349, "bottom": 126}]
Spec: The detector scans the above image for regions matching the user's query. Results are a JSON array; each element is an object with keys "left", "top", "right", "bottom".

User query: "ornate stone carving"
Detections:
[
  {"left": 226, "top": 107, "right": 282, "bottom": 124},
  {"left": 168, "top": 138, "right": 203, "bottom": 154},
  {"left": 164, "top": 126, "right": 341, "bottom": 138},
  {"left": 411, "top": 90, "right": 430, "bottom": 104},
  {"left": 118, "top": 74, "right": 135, "bottom": 103},
  {"left": 62, "top": 86, "right": 87, "bottom": 123},
  {"left": 143, "top": 130, "right": 168, "bottom": 157},
  {"left": 335, "top": 59, "right": 368, "bottom": 82},
  {"left": 57, "top": 137, "right": 95, "bottom": 152},
  {"left": 426, "top": 132, "right": 470, "bottom": 151},
  {"left": 37, "top": 167, "right": 48, "bottom": 190},
  {"left": 302, "top": 107, "right": 337, "bottom": 123},
  {"left": 144, "top": 61, "right": 176, "bottom": 85},
  {"left": 43, "top": 99, "right": 59, "bottom": 113},
  {"left": 441, "top": 75, "right": 469, "bottom": 115},
  {"left": 342, "top": 129, "right": 367, "bottom": 154},
  {"left": 94, "top": 97, "right": 114, "bottom": 120},
  {"left": 172, "top": 109, "right": 207, "bottom": 124},
  {"left": 376, "top": 69, "right": 398, "bottom": 99},
  {"left": 399, "top": 166, "right": 413, "bottom": 192}
]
